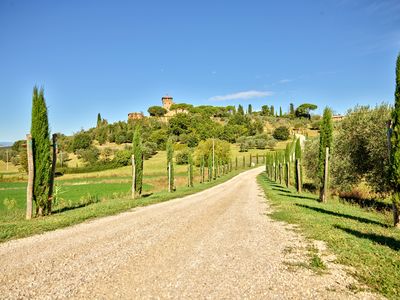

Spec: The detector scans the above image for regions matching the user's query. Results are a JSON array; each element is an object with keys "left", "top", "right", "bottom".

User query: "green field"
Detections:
[{"left": 257, "top": 173, "right": 400, "bottom": 299}]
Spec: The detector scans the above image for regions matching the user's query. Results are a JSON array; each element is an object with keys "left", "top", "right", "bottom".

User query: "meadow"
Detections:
[{"left": 258, "top": 173, "right": 400, "bottom": 299}]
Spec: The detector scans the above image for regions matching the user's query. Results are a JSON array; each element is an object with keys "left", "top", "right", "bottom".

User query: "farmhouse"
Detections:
[{"left": 128, "top": 112, "right": 144, "bottom": 120}]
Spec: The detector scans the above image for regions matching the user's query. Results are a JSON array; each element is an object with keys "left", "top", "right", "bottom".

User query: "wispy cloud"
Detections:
[
  {"left": 278, "top": 79, "right": 293, "bottom": 84},
  {"left": 209, "top": 90, "right": 273, "bottom": 101}
]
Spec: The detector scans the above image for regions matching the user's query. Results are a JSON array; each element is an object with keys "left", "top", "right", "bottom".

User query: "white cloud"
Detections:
[
  {"left": 209, "top": 90, "right": 273, "bottom": 101},
  {"left": 278, "top": 79, "right": 292, "bottom": 84}
]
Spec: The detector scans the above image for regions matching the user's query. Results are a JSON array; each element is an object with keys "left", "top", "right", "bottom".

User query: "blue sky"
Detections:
[{"left": 0, "top": 0, "right": 399, "bottom": 142}]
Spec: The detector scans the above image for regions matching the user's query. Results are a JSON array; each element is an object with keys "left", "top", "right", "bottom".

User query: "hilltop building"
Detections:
[
  {"left": 162, "top": 95, "right": 174, "bottom": 111},
  {"left": 332, "top": 115, "right": 344, "bottom": 122},
  {"left": 128, "top": 112, "right": 144, "bottom": 120}
]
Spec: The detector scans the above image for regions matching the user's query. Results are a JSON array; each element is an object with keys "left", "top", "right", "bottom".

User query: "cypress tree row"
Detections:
[
  {"left": 318, "top": 107, "right": 333, "bottom": 202},
  {"left": 390, "top": 53, "right": 400, "bottom": 227},
  {"left": 166, "top": 139, "right": 175, "bottom": 192},
  {"left": 31, "top": 86, "right": 52, "bottom": 216},
  {"left": 132, "top": 126, "right": 144, "bottom": 196}
]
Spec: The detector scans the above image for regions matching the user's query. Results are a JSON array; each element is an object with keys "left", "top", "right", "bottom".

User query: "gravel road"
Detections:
[{"left": 0, "top": 167, "right": 381, "bottom": 299}]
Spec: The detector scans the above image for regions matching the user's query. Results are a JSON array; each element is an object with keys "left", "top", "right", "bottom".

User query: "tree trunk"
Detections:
[
  {"left": 131, "top": 155, "right": 136, "bottom": 199},
  {"left": 393, "top": 201, "right": 400, "bottom": 227},
  {"left": 26, "top": 134, "right": 34, "bottom": 220}
]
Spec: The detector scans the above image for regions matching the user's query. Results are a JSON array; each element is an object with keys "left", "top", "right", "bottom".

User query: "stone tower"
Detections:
[{"left": 162, "top": 95, "right": 174, "bottom": 111}]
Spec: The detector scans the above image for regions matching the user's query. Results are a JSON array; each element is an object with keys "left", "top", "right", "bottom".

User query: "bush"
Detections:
[
  {"left": 266, "top": 138, "right": 277, "bottom": 149},
  {"left": 239, "top": 141, "right": 249, "bottom": 152},
  {"left": 72, "top": 132, "right": 92, "bottom": 152},
  {"left": 113, "top": 149, "right": 132, "bottom": 166},
  {"left": 176, "top": 149, "right": 191, "bottom": 164},
  {"left": 76, "top": 146, "right": 100, "bottom": 164},
  {"left": 143, "top": 141, "right": 158, "bottom": 159},
  {"left": 273, "top": 126, "right": 290, "bottom": 140},
  {"left": 255, "top": 139, "right": 267, "bottom": 149}
]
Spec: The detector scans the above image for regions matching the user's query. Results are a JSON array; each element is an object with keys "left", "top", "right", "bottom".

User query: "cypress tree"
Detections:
[
  {"left": 248, "top": 104, "right": 253, "bottom": 115},
  {"left": 318, "top": 107, "right": 333, "bottom": 202},
  {"left": 31, "top": 86, "right": 51, "bottom": 216},
  {"left": 238, "top": 104, "right": 244, "bottom": 115},
  {"left": 295, "top": 138, "right": 302, "bottom": 192},
  {"left": 167, "top": 139, "right": 174, "bottom": 192},
  {"left": 391, "top": 53, "right": 400, "bottom": 227},
  {"left": 270, "top": 105, "right": 275, "bottom": 116},
  {"left": 285, "top": 143, "right": 291, "bottom": 187},
  {"left": 132, "top": 126, "right": 143, "bottom": 196},
  {"left": 97, "top": 113, "right": 102, "bottom": 127},
  {"left": 279, "top": 106, "right": 283, "bottom": 117},
  {"left": 290, "top": 103, "right": 295, "bottom": 116}
]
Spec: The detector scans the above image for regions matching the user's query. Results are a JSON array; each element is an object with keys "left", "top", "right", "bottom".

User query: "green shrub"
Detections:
[
  {"left": 176, "top": 149, "right": 191, "bottom": 164},
  {"left": 71, "top": 131, "right": 92, "bottom": 152},
  {"left": 273, "top": 126, "right": 290, "bottom": 140},
  {"left": 76, "top": 146, "right": 100, "bottom": 164},
  {"left": 113, "top": 149, "right": 132, "bottom": 166}
]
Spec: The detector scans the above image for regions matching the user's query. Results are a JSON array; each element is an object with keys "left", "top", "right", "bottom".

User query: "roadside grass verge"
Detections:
[
  {"left": 0, "top": 168, "right": 247, "bottom": 243},
  {"left": 257, "top": 172, "right": 400, "bottom": 299}
]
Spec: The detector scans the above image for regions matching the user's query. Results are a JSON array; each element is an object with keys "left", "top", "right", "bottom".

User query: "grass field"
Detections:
[{"left": 257, "top": 173, "right": 400, "bottom": 299}]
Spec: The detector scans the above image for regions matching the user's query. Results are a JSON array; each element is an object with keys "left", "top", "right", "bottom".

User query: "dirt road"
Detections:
[{"left": 0, "top": 167, "right": 380, "bottom": 299}]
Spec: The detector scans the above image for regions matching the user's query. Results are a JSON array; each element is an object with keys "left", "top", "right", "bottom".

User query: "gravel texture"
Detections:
[{"left": 0, "top": 167, "right": 383, "bottom": 299}]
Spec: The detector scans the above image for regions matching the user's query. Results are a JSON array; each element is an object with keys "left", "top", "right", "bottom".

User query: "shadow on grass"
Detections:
[
  {"left": 296, "top": 204, "right": 388, "bottom": 227},
  {"left": 273, "top": 187, "right": 292, "bottom": 194},
  {"left": 334, "top": 225, "right": 399, "bottom": 251},
  {"left": 52, "top": 203, "right": 91, "bottom": 214},
  {"left": 279, "top": 193, "right": 318, "bottom": 201}
]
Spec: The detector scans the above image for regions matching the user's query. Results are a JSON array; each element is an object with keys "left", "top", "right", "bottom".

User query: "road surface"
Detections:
[{"left": 0, "top": 167, "right": 380, "bottom": 299}]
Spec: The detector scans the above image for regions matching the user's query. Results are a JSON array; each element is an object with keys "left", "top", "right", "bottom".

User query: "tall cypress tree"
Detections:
[
  {"left": 279, "top": 106, "right": 283, "bottom": 117},
  {"left": 295, "top": 138, "right": 302, "bottom": 192},
  {"left": 318, "top": 107, "right": 333, "bottom": 202},
  {"left": 390, "top": 53, "right": 400, "bottom": 227},
  {"left": 248, "top": 104, "right": 252, "bottom": 115},
  {"left": 238, "top": 104, "right": 244, "bottom": 116},
  {"left": 290, "top": 103, "right": 295, "bottom": 116},
  {"left": 167, "top": 139, "right": 175, "bottom": 191},
  {"left": 132, "top": 126, "right": 143, "bottom": 196},
  {"left": 31, "top": 86, "right": 51, "bottom": 216},
  {"left": 270, "top": 105, "right": 275, "bottom": 116},
  {"left": 97, "top": 113, "right": 102, "bottom": 127}
]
